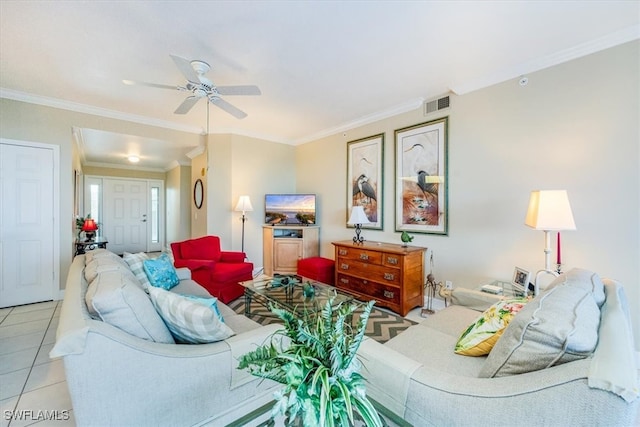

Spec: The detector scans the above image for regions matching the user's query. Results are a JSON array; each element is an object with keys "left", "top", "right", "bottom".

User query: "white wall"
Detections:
[
  {"left": 296, "top": 41, "right": 640, "bottom": 349},
  {"left": 0, "top": 98, "right": 202, "bottom": 291},
  {"left": 229, "top": 134, "right": 296, "bottom": 266}
]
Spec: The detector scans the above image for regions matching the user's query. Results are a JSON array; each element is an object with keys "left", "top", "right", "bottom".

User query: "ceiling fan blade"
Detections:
[
  {"left": 170, "top": 54, "right": 200, "bottom": 83},
  {"left": 215, "top": 85, "right": 261, "bottom": 96},
  {"left": 174, "top": 96, "right": 200, "bottom": 115},
  {"left": 122, "top": 80, "right": 178, "bottom": 90},
  {"left": 209, "top": 97, "right": 247, "bottom": 119}
]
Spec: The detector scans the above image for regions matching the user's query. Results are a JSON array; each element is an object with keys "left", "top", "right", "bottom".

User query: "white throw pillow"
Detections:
[
  {"left": 85, "top": 270, "right": 175, "bottom": 343},
  {"left": 148, "top": 287, "right": 234, "bottom": 344},
  {"left": 479, "top": 277, "right": 600, "bottom": 378}
]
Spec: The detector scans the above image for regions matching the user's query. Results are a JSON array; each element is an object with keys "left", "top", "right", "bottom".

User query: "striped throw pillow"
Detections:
[{"left": 148, "top": 287, "right": 234, "bottom": 344}]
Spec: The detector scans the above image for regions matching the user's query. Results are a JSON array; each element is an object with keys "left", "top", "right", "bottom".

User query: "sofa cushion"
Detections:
[
  {"left": 85, "top": 270, "right": 175, "bottom": 343},
  {"left": 143, "top": 253, "right": 180, "bottom": 290},
  {"left": 171, "top": 279, "right": 213, "bottom": 298},
  {"left": 545, "top": 268, "right": 606, "bottom": 307},
  {"left": 84, "top": 256, "right": 136, "bottom": 284},
  {"left": 479, "top": 274, "right": 601, "bottom": 378},
  {"left": 455, "top": 298, "right": 528, "bottom": 356},
  {"left": 85, "top": 248, "right": 127, "bottom": 265},
  {"left": 180, "top": 236, "right": 221, "bottom": 261},
  {"left": 148, "top": 287, "right": 234, "bottom": 344},
  {"left": 123, "top": 252, "right": 152, "bottom": 289}
]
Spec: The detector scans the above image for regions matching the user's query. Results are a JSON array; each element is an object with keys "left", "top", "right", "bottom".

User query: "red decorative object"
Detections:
[
  {"left": 556, "top": 232, "right": 561, "bottom": 265},
  {"left": 170, "top": 236, "right": 253, "bottom": 303},
  {"left": 82, "top": 219, "right": 98, "bottom": 241}
]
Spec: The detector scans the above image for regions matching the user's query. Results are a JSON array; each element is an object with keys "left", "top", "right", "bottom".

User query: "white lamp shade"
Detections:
[
  {"left": 347, "top": 206, "right": 371, "bottom": 225},
  {"left": 234, "top": 196, "right": 253, "bottom": 213},
  {"left": 525, "top": 190, "right": 576, "bottom": 231}
]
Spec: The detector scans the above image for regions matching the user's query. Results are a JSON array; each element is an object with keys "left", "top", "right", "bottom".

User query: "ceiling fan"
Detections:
[{"left": 123, "top": 54, "right": 261, "bottom": 119}]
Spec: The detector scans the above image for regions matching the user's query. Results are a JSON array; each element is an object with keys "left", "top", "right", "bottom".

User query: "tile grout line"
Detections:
[{"left": 6, "top": 301, "right": 59, "bottom": 427}]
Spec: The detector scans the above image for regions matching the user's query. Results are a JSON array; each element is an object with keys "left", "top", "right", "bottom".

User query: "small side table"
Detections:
[{"left": 75, "top": 237, "right": 108, "bottom": 256}]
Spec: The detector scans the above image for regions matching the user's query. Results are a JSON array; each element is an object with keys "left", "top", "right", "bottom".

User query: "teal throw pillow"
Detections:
[{"left": 143, "top": 253, "right": 180, "bottom": 290}]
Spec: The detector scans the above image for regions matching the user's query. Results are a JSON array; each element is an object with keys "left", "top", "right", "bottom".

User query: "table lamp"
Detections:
[
  {"left": 525, "top": 190, "right": 576, "bottom": 293},
  {"left": 82, "top": 218, "right": 99, "bottom": 242},
  {"left": 347, "top": 206, "right": 371, "bottom": 244},
  {"left": 234, "top": 195, "right": 253, "bottom": 253}
]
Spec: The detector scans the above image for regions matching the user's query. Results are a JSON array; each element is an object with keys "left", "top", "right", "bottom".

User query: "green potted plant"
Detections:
[{"left": 238, "top": 298, "right": 382, "bottom": 427}]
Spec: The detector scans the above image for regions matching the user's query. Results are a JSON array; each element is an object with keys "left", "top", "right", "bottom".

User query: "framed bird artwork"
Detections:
[
  {"left": 346, "top": 133, "right": 384, "bottom": 230},
  {"left": 394, "top": 117, "right": 448, "bottom": 235}
]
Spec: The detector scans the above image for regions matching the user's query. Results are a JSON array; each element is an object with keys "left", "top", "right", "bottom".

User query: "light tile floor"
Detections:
[{"left": 0, "top": 301, "right": 75, "bottom": 427}]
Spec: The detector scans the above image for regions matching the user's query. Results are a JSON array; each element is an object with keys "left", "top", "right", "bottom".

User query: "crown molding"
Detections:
[
  {"left": 83, "top": 161, "right": 170, "bottom": 173},
  {"left": 293, "top": 97, "right": 425, "bottom": 145},
  {"left": 186, "top": 145, "right": 205, "bottom": 159},
  {"left": 0, "top": 88, "right": 205, "bottom": 134},
  {"left": 450, "top": 24, "right": 640, "bottom": 95}
]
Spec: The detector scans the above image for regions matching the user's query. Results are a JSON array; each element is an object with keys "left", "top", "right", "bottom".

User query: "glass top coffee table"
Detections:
[{"left": 239, "top": 274, "right": 355, "bottom": 320}]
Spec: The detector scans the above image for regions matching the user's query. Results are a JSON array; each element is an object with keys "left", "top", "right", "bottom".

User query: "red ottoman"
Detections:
[{"left": 297, "top": 257, "right": 335, "bottom": 285}]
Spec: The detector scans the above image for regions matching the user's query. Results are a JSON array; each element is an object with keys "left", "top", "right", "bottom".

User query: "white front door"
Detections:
[
  {"left": 103, "top": 179, "right": 148, "bottom": 254},
  {"left": 0, "top": 141, "right": 57, "bottom": 308}
]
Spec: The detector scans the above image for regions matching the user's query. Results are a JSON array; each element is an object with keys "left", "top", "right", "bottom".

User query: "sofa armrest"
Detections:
[
  {"left": 220, "top": 251, "right": 247, "bottom": 263},
  {"left": 439, "top": 287, "right": 505, "bottom": 312}
]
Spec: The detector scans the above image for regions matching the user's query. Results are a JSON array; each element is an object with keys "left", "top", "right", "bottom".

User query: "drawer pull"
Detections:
[
  {"left": 384, "top": 273, "right": 395, "bottom": 281},
  {"left": 387, "top": 257, "right": 398, "bottom": 265},
  {"left": 340, "top": 263, "right": 349, "bottom": 270},
  {"left": 340, "top": 278, "right": 349, "bottom": 284},
  {"left": 359, "top": 253, "right": 369, "bottom": 260},
  {"left": 339, "top": 249, "right": 348, "bottom": 256},
  {"left": 383, "top": 290, "right": 395, "bottom": 299}
]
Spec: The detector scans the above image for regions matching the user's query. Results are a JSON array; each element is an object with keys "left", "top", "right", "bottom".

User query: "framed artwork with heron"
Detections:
[
  {"left": 394, "top": 117, "right": 448, "bottom": 235},
  {"left": 346, "top": 133, "right": 384, "bottom": 230}
]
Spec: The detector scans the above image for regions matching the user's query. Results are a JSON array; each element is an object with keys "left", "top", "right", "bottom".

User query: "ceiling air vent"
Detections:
[{"left": 424, "top": 95, "right": 450, "bottom": 116}]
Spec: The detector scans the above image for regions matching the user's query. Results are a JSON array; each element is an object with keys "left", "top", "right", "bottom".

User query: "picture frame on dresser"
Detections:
[
  {"left": 394, "top": 117, "right": 448, "bottom": 235},
  {"left": 347, "top": 133, "right": 384, "bottom": 230}
]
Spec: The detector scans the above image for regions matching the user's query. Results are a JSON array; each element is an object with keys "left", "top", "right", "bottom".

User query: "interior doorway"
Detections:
[{"left": 0, "top": 139, "right": 59, "bottom": 308}]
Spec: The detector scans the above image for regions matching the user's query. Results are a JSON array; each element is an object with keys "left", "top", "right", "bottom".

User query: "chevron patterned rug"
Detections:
[{"left": 228, "top": 295, "right": 416, "bottom": 344}]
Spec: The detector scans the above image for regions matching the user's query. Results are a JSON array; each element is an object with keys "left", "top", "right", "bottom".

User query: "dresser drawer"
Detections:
[
  {"left": 382, "top": 253, "right": 403, "bottom": 268},
  {"left": 335, "top": 246, "right": 382, "bottom": 265},
  {"left": 336, "top": 274, "right": 400, "bottom": 305},
  {"left": 335, "top": 259, "right": 400, "bottom": 285}
]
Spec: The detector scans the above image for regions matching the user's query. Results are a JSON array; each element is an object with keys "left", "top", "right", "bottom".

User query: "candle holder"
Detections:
[{"left": 555, "top": 263, "right": 562, "bottom": 275}]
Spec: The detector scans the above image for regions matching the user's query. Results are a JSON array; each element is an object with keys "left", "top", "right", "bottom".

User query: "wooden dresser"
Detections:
[{"left": 332, "top": 240, "right": 426, "bottom": 316}]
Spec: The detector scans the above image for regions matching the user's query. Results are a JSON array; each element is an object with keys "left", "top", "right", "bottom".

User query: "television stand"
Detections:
[{"left": 263, "top": 225, "right": 319, "bottom": 276}]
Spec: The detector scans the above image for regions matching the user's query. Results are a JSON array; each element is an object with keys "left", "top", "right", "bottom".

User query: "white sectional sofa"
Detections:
[
  {"left": 358, "top": 268, "right": 639, "bottom": 426},
  {"left": 53, "top": 250, "right": 639, "bottom": 426},
  {"left": 51, "top": 250, "right": 281, "bottom": 427}
]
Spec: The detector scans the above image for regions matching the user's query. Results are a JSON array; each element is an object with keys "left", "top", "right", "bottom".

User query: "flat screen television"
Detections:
[{"left": 265, "top": 194, "right": 316, "bottom": 225}]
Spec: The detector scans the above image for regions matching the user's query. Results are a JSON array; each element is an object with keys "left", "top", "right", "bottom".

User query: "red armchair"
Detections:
[{"left": 170, "top": 236, "right": 252, "bottom": 303}]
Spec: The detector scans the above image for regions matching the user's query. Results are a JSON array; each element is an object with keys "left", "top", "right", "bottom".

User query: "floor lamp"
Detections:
[
  {"left": 235, "top": 195, "right": 253, "bottom": 253},
  {"left": 525, "top": 190, "right": 576, "bottom": 295}
]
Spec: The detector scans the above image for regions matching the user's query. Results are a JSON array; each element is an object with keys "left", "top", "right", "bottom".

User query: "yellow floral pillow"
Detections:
[{"left": 455, "top": 298, "right": 528, "bottom": 356}]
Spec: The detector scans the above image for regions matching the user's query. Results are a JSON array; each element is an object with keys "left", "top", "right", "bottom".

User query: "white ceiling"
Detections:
[{"left": 1, "top": 1, "right": 638, "bottom": 170}]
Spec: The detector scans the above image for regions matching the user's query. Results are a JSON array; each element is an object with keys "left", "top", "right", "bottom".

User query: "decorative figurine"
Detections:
[{"left": 400, "top": 231, "right": 414, "bottom": 247}]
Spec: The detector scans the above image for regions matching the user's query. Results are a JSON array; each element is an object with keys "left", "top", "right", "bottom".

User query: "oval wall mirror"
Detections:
[{"left": 193, "top": 179, "right": 204, "bottom": 209}]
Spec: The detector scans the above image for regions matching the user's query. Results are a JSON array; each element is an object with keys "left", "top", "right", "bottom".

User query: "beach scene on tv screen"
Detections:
[{"left": 265, "top": 194, "right": 316, "bottom": 225}]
